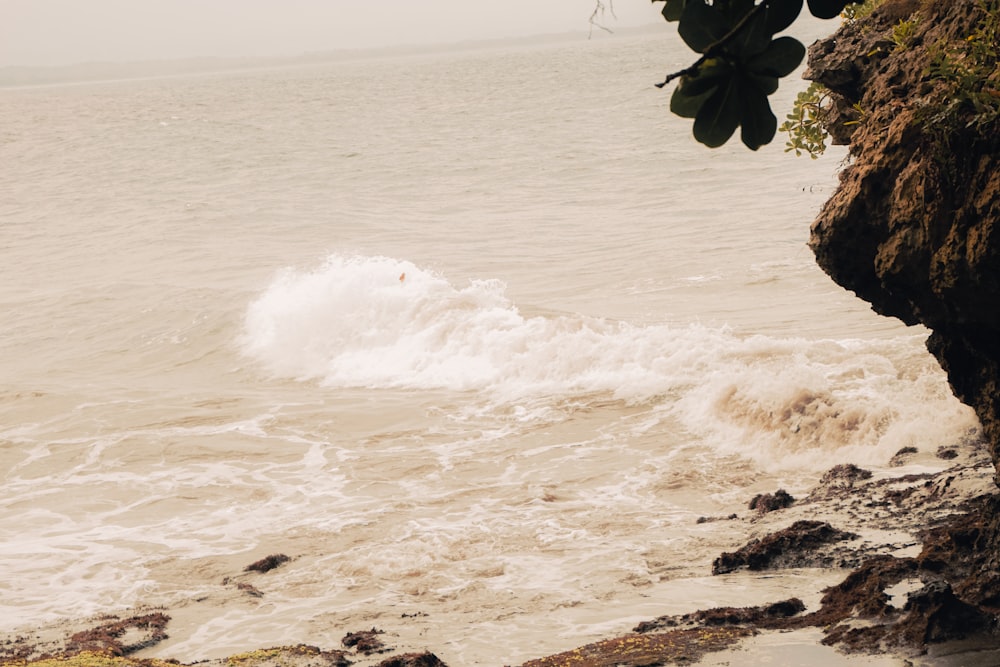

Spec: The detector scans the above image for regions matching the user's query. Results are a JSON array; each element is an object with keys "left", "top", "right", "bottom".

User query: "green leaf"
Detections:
[
  {"left": 717, "top": 0, "right": 755, "bottom": 23},
  {"left": 738, "top": 82, "right": 777, "bottom": 150},
  {"left": 670, "top": 58, "right": 732, "bottom": 118},
  {"left": 728, "top": 6, "right": 771, "bottom": 58},
  {"left": 693, "top": 79, "right": 742, "bottom": 147},
  {"left": 682, "top": 58, "right": 734, "bottom": 95},
  {"left": 807, "top": 0, "right": 850, "bottom": 20},
  {"left": 766, "top": 0, "right": 803, "bottom": 34},
  {"left": 747, "top": 36, "right": 806, "bottom": 77},
  {"left": 671, "top": 83, "right": 714, "bottom": 118},
  {"left": 661, "top": 0, "right": 686, "bottom": 22},
  {"left": 747, "top": 72, "right": 780, "bottom": 94},
  {"left": 678, "top": 1, "right": 729, "bottom": 53}
]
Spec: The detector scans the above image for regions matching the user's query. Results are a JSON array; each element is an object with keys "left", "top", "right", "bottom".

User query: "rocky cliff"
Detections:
[{"left": 805, "top": 0, "right": 1000, "bottom": 470}]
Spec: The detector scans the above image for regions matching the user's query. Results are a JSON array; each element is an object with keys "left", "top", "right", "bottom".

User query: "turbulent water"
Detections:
[{"left": 0, "top": 28, "right": 981, "bottom": 665}]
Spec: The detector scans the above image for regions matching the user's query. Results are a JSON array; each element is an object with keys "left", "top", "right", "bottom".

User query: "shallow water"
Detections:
[{"left": 0, "top": 29, "right": 980, "bottom": 665}]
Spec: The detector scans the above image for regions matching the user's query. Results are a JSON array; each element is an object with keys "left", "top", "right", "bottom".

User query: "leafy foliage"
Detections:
[
  {"left": 778, "top": 81, "right": 830, "bottom": 157},
  {"left": 655, "top": 0, "right": 855, "bottom": 149},
  {"left": 891, "top": 16, "right": 919, "bottom": 51},
  {"left": 927, "top": 0, "right": 1000, "bottom": 129},
  {"left": 840, "top": 0, "right": 883, "bottom": 22}
]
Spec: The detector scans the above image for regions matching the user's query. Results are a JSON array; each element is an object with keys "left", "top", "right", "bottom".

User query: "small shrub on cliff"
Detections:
[
  {"left": 927, "top": 0, "right": 1000, "bottom": 129},
  {"left": 892, "top": 16, "right": 920, "bottom": 50},
  {"left": 780, "top": 81, "right": 833, "bottom": 157},
  {"left": 841, "top": 0, "right": 884, "bottom": 22}
]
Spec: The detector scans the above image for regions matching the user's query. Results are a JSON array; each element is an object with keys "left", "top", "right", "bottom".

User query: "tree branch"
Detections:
[
  {"left": 589, "top": 0, "right": 617, "bottom": 38},
  {"left": 655, "top": 1, "right": 768, "bottom": 88}
]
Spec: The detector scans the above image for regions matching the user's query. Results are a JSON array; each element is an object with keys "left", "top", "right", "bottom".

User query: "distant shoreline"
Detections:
[{"left": 0, "top": 23, "right": 667, "bottom": 90}]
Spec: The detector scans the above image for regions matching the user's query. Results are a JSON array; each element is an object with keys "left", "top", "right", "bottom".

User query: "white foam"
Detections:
[{"left": 241, "top": 254, "right": 980, "bottom": 470}]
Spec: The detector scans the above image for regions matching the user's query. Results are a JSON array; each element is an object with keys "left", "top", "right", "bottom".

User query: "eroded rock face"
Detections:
[{"left": 805, "top": 0, "right": 1000, "bottom": 468}]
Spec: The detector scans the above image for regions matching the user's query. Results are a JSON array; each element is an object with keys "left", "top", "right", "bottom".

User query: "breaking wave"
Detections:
[{"left": 241, "top": 254, "right": 979, "bottom": 467}]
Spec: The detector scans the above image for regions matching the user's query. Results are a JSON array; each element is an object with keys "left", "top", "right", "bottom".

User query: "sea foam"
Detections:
[{"left": 241, "top": 254, "right": 980, "bottom": 468}]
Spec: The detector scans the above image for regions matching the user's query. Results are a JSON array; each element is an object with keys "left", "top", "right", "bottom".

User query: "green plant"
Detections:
[
  {"left": 655, "top": 0, "right": 858, "bottom": 150},
  {"left": 841, "top": 0, "right": 883, "bottom": 22},
  {"left": 842, "top": 101, "right": 868, "bottom": 126},
  {"left": 779, "top": 81, "right": 831, "bottom": 157},
  {"left": 891, "top": 16, "right": 919, "bottom": 50},
  {"left": 926, "top": 0, "right": 1000, "bottom": 129}
]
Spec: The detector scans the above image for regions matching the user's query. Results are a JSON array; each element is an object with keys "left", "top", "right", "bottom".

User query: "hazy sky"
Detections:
[{"left": 0, "top": 0, "right": 664, "bottom": 67}]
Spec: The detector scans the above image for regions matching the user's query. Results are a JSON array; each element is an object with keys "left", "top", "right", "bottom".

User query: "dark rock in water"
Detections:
[
  {"left": 889, "top": 447, "right": 919, "bottom": 467},
  {"left": 918, "top": 494, "right": 1000, "bottom": 608},
  {"left": 65, "top": 612, "right": 170, "bottom": 656},
  {"left": 808, "top": 464, "right": 876, "bottom": 503},
  {"left": 633, "top": 598, "right": 806, "bottom": 633},
  {"left": 815, "top": 555, "right": 919, "bottom": 624},
  {"left": 516, "top": 387, "right": 998, "bottom": 662},
  {"left": 819, "top": 464, "right": 872, "bottom": 486},
  {"left": 244, "top": 554, "right": 291, "bottom": 573},
  {"left": 748, "top": 489, "right": 794, "bottom": 514},
  {"left": 375, "top": 652, "right": 448, "bottom": 667},
  {"left": 227, "top": 645, "right": 353, "bottom": 667},
  {"left": 695, "top": 513, "right": 738, "bottom": 524},
  {"left": 937, "top": 447, "right": 959, "bottom": 460},
  {"left": 896, "top": 581, "right": 993, "bottom": 644},
  {"left": 342, "top": 628, "right": 388, "bottom": 655},
  {"left": 236, "top": 582, "right": 264, "bottom": 598},
  {"left": 712, "top": 520, "right": 859, "bottom": 574},
  {"left": 801, "top": 497, "right": 1000, "bottom": 652},
  {"left": 518, "top": 626, "right": 755, "bottom": 667},
  {"left": 820, "top": 572, "right": 995, "bottom": 651}
]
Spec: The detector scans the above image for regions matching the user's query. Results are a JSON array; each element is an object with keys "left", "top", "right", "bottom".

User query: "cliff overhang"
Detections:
[
  {"left": 803, "top": 0, "right": 1000, "bottom": 654},
  {"left": 806, "top": 0, "right": 1000, "bottom": 468}
]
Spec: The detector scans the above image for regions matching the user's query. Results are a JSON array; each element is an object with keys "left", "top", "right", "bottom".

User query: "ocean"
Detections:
[{"left": 0, "top": 27, "right": 980, "bottom": 665}]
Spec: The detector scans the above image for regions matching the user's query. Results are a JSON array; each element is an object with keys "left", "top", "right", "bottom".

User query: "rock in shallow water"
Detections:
[{"left": 712, "top": 520, "right": 859, "bottom": 574}]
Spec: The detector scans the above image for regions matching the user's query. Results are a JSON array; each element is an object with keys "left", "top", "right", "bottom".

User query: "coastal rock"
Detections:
[
  {"left": 341, "top": 628, "right": 388, "bottom": 655},
  {"left": 517, "top": 626, "right": 755, "bottom": 667},
  {"left": 236, "top": 583, "right": 264, "bottom": 597},
  {"left": 817, "top": 567, "right": 995, "bottom": 652},
  {"left": 918, "top": 494, "right": 1000, "bottom": 608},
  {"left": 806, "top": 464, "right": 874, "bottom": 504},
  {"left": 562, "top": 452, "right": 997, "bottom": 661},
  {"left": 747, "top": 489, "right": 794, "bottom": 514},
  {"left": 893, "top": 581, "right": 993, "bottom": 644},
  {"left": 226, "top": 645, "right": 353, "bottom": 667},
  {"left": 632, "top": 598, "right": 806, "bottom": 634},
  {"left": 889, "top": 447, "right": 918, "bottom": 467},
  {"left": 64, "top": 613, "right": 170, "bottom": 657},
  {"left": 802, "top": 0, "right": 1000, "bottom": 653},
  {"left": 244, "top": 554, "right": 291, "bottom": 573},
  {"left": 937, "top": 446, "right": 959, "bottom": 460},
  {"left": 805, "top": 0, "right": 1000, "bottom": 469},
  {"left": 818, "top": 463, "right": 872, "bottom": 487},
  {"left": 711, "top": 520, "right": 858, "bottom": 574},
  {"left": 374, "top": 653, "right": 447, "bottom": 667}
]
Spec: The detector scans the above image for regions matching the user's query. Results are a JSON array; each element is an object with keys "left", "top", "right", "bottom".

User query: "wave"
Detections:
[{"left": 240, "top": 254, "right": 979, "bottom": 467}]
